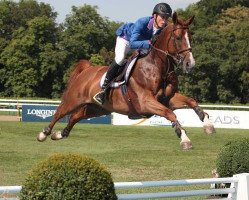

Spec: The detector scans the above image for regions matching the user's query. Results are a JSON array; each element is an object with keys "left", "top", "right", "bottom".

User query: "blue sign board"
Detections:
[{"left": 22, "top": 105, "right": 111, "bottom": 124}]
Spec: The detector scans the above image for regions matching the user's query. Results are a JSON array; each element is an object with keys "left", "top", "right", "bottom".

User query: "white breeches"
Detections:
[{"left": 114, "top": 36, "right": 131, "bottom": 65}]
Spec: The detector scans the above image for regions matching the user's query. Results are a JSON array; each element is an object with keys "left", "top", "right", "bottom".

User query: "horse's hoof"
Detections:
[
  {"left": 180, "top": 141, "right": 193, "bottom": 150},
  {"left": 204, "top": 125, "right": 216, "bottom": 135},
  {"left": 51, "top": 132, "right": 63, "bottom": 140},
  {"left": 37, "top": 132, "right": 47, "bottom": 142}
]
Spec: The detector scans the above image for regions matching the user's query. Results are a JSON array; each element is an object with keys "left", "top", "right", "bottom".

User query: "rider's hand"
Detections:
[{"left": 150, "top": 35, "right": 159, "bottom": 45}]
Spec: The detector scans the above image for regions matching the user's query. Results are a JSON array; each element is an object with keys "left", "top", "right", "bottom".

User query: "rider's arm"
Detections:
[{"left": 129, "top": 17, "right": 152, "bottom": 49}]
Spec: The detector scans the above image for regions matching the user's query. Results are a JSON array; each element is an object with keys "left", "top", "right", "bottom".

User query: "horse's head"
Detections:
[{"left": 155, "top": 12, "right": 195, "bottom": 73}]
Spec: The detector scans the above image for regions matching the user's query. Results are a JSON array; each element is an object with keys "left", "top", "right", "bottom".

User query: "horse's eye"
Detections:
[{"left": 176, "top": 36, "right": 181, "bottom": 40}]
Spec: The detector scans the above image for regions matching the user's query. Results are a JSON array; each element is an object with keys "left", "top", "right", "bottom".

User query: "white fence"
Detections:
[
  {"left": 0, "top": 99, "right": 60, "bottom": 110},
  {"left": 113, "top": 109, "right": 249, "bottom": 129},
  {"left": 1, "top": 99, "right": 249, "bottom": 129},
  {"left": 1, "top": 173, "right": 249, "bottom": 199},
  {"left": 0, "top": 99, "right": 60, "bottom": 120},
  {"left": 1, "top": 99, "right": 249, "bottom": 109}
]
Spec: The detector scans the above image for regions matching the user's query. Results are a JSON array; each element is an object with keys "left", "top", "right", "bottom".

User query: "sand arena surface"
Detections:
[{"left": 0, "top": 115, "right": 20, "bottom": 121}]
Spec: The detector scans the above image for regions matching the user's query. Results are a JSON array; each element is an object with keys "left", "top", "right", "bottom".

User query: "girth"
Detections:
[{"left": 121, "top": 85, "right": 152, "bottom": 120}]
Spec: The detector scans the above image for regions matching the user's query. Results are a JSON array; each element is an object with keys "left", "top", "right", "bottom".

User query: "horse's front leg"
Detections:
[
  {"left": 169, "top": 92, "right": 215, "bottom": 134},
  {"left": 172, "top": 120, "right": 193, "bottom": 150},
  {"left": 193, "top": 106, "right": 216, "bottom": 134},
  {"left": 143, "top": 97, "right": 192, "bottom": 150}
]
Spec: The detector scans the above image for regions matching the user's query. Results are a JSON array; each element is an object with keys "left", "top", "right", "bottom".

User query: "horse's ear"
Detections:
[
  {"left": 186, "top": 15, "right": 195, "bottom": 26},
  {"left": 172, "top": 12, "right": 177, "bottom": 24}
]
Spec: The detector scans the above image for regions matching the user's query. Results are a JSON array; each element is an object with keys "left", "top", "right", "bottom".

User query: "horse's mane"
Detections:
[{"left": 62, "top": 59, "right": 91, "bottom": 99}]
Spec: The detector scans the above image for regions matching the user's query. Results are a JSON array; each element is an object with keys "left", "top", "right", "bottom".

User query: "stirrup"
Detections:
[{"left": 93, "top": 90, "right": 106, "bottom": 105}]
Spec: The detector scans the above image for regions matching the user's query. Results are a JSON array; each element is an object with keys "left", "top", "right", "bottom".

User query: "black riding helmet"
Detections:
[{"left": 153, "top": 3, "right": 172, "bottom": 18}]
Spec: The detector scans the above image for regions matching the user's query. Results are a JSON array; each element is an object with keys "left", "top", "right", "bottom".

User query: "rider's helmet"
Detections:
[{"left": 152, "top": 3, "right": 172, "bottom": 18}]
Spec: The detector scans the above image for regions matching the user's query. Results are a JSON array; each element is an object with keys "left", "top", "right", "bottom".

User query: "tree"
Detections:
[
  {"left": 59, "top": 4, "right": 121, "bottom": 83},
  {"left": 180, "top": 6, "right": 249, "bottom": 103},
  {"left": 176, "top": 0, "right": 249, "bottom": 30},
  {"left": 0, "top": 0, "right": 56, "bottom": 41},
  {"left": 0, "top": 0, "right": 63, "bottom": 97},
  {"left": 60, "top": 5, "right": 115, "bottom": 62},
  {"left": 0, "top": 16, "right": 65, "bottom": 97}
]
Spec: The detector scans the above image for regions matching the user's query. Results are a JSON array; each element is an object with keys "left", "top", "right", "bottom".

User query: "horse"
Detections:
[{"left": 37, "top": 12, "right": 215, "bottom": 150}]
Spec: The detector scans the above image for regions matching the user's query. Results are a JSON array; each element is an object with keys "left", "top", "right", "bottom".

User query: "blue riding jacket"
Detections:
[{"left": 116, "top": 16, "right": 161, "bottom": 49}]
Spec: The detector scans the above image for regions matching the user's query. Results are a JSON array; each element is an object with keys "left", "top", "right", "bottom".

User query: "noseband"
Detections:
[{"left": 151, "top": 26, "right": 192, "bottom": 64}]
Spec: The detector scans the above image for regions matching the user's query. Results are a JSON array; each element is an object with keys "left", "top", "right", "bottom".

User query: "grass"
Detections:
[
  {"left": 0, "top": 121, "right": 248, "bottom": 199},
  {"left": 0, "top": 111, "right": 18, "bottom": 115}
]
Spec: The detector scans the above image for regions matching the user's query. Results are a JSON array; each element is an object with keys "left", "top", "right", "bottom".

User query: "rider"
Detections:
[{"left": 93, "top": 2, "right": 172, "bottom": 105}]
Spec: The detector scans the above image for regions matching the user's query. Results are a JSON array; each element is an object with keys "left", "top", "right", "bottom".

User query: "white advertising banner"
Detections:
[{"left": 112, "top": 109, "right": 249, "bottom": 129}]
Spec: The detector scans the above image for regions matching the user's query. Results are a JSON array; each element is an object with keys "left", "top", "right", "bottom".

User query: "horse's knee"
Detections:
[{"left": 186, "top": 97, "right": 198, "bottom": 107}]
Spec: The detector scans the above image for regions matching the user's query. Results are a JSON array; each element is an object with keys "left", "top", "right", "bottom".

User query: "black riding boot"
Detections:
[{"left": 93, "top": 61, "right": 122, "bottom": 105}]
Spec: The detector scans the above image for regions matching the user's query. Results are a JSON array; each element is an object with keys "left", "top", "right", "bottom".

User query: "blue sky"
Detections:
[{"left": 36, "top": 0, "right": 200, "bottom": 23}]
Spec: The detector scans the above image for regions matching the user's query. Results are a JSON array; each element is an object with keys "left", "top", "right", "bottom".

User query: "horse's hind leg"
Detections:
[
  {"left": 51, "top": 104, "right": 111, "bottom": 140},
  {"left": 37, "top": 101, "right": 82, "bottom": 142},
  {"left": 169, "top": 92, "right": 215, "bottom": 134}
]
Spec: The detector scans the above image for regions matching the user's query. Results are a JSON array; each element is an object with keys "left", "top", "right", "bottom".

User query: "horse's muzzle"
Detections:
[{"left": 183, "top": 59, "right": 195, "bottom": 73}]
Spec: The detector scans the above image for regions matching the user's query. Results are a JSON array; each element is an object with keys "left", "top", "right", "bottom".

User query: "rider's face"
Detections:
[{"left": 154, "top": 14, "right": 168, "bottom": 28}]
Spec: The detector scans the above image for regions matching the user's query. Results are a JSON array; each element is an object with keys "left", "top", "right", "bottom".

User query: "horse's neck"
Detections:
[
  {"left": 151, "top": 25, "right": 174, "bottom": 72},
  {"left": 155, "top": 25, "right": 172, "bottom": 50},
  {"left": 150, "top": 30, "right": 169, "bottom": 62},
  {"left": 150, "top": 45, "right": 172, "bottom": 75}
]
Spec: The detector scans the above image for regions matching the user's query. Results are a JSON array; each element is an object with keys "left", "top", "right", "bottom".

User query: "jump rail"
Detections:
[{"left": 1, "top": 174, "right": 248, "bottom": 200}]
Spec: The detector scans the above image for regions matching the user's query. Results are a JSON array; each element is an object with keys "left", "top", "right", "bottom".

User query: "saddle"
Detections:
[
  {"left": 100, "top": 50, "right": 151, "bottom": 119},
  {"left": 100, "top": 50, "right": 147, "bottom": 88}
]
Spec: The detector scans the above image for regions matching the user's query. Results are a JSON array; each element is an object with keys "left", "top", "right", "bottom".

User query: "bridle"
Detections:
[{"left": 151, "top": 25, "right": 192, "bottom": 64}]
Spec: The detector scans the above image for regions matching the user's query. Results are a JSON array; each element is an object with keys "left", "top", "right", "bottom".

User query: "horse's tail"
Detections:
[
  {"left": 67, "top": 60, "right": 91, "bottom": 85},
  {"left": 62, "top": 60, "right": 91, "bottom": 99}
]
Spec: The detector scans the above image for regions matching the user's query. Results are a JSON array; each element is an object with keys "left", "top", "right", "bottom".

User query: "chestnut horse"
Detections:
[{"left": 37, "top": 13, "right": 215, "bottom": 150}]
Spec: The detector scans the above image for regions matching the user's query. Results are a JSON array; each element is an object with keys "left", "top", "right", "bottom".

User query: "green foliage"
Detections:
[
  {"left": 0, "top": 0, "right": 56, "bottom": 41},
  {"left": 179, "top": 0, "right": 249, "bottom": 29},
  {"left": 0, "top": 2, "right": 120, "bottom": 98},
  {"left": 180, "top": 6, "right": 249, "bottom": 103},
  {"left": 0, "top": 0, "right": 248, "bottom": 103},
  {"left": 0, "top": 16, "right": 65, "bottom": 97},
  {"left": 20, "top": 153, "right": 117, "bottom": 200},
  {"left": 216, "top": 138, "right": 249, "bottom": 177},
  {"left": 90, "top": 54, "right": 105, "bottom": 65},
  {"left": 60, "top": 5, "right": 119, "bottom": 62},
  {"left": 90, "top": 47, "right": 115, "bottom": 66}
]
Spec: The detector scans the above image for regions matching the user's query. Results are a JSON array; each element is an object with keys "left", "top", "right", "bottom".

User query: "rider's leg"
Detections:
[
  {"left": 93, "top": 61, "right": 123, "bottom": 104},
  {"left": 93, "top": 36, "right": 130, "bottom": 105}
]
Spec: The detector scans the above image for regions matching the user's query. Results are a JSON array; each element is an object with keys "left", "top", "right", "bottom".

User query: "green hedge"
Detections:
[
  {"left": 216, "top": 138, "right": 249, "bottom": 177},
  {"left": 20, "top": 153, "right": 117, "bottom": 200}
]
